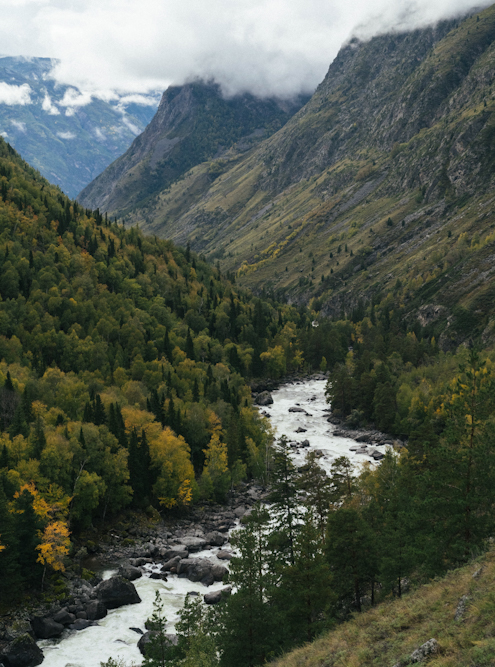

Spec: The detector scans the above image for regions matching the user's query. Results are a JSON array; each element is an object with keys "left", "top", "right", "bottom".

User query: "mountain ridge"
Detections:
[{"left": 77, "top": 81, "right": 308, "bottom": 214}]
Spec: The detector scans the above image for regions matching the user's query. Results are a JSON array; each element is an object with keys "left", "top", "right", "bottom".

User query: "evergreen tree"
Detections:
[
  {"left": 218, "top": 506, "right": 281, "bottom": 667},
  {"left": 275, "top": 511, "right": 334, "bottom": 646},
  {"left": 325, "top": 505, "right": 378, "bottom": 614},
  {"left": 268, "top": 436, "right": 302, "bottom": 566}
]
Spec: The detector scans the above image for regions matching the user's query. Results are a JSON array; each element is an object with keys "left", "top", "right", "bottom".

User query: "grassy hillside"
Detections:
[{"left": 270, "top": 546, "right": 495, "bottom": 667}]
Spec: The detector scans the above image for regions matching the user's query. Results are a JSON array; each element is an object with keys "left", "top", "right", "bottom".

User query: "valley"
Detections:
[{"left": 2, "top": 3, "right": 495, "bottom": 667}]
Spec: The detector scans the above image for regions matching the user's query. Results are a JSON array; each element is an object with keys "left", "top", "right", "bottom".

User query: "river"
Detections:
[{"left": 38, "top": 377, "right": 369, "bottom": 667}]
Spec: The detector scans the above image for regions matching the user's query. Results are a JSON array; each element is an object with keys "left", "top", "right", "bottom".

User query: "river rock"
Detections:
[
  {"left": 96, "top": 576, "right": 141, "bottom": 609},
  {"left": 161, "top": 548, "right": 189, "bottom": 561},
  {"left": 300, "top": 439, "right": 310, "bottom": 447},
  {"left": 180, "top": 536, "right": 207, "bottom": 552},
  {"left": 205, "top": 531, "right": 227, "bottom": 547},
  {"left": 138, "top": 632, "right": 177, "bottom": 657},
  {"left": 51, "top": 609, "right": 75, "bottom": 626},
  {"left": 233, "top": 505, "right": 248, "bottom": 518},
  {"left": 288, "top": 407, "right": 306, "bottom": 413},
  {"left": 176, "top": 558, "right": 226, "bottom": 586},
  {"left": 211, "top": 564, "right": 228, "bottom": 581},
  {"left": 255, "top": 391, "right": 273, "bottom": 406},
  {"left": 161, "top": 555, "right": 182, "bottom": 572},
  {"left": 204, "top": 587, "right": 232, "bottom": 605},
  {"left": 2, "top": 633, "right": 44, "bottom": 667},
  {"left": 31, "top": 616, "right": 64, "bottom": 640},
  {"left": 295, "top": 427, "right": 307, "bottom": 433},
  {"left": 69, "top": 619, "right": 94, "bottom": 631},
  {"left": 85, "top": 600, "right": 107, "bottom": 621},
  {"left": 118, "top": 565, "right": 142, "bottom": 581},
  {"left": 216, "top": 550, "right": 233, "bottom": 560}
]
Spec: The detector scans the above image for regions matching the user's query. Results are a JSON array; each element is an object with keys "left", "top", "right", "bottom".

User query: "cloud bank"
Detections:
[
  {"left": 0, "top": 82, "right": 32, "bottom": 105},
  {"left": 0, "top": 0, "right": 492, "bottom": 99}
]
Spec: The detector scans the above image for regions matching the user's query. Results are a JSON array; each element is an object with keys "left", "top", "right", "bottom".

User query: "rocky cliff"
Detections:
[{"left": 77, "top": 81, "right": 307, "bottom": 214}]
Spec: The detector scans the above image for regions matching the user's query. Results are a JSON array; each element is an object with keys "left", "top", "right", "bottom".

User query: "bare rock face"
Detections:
[{"left": 96, "top": 575, "right": 141, "bottom": 609}]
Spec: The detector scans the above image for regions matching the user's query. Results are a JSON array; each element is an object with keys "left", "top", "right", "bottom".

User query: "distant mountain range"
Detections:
[
  {"left": 79, "top": 4, "right": 495, "bottom": 349},
  {"left": 0, "top": 56, "right": 160, "bottom": 197}
]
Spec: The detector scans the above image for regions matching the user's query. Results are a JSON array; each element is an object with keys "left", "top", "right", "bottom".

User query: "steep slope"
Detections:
[
  {"left": 86, "top": 5, "right": 495, "bottom": 347},
  {"left": 77, "top": 81, "right": 307, "bottom": 215},
  {"left": 0, "top": 56, "right": 159, "bottom": 196},
  {"left": 270, "top": 545, "right": 495, "bottom": 667}
]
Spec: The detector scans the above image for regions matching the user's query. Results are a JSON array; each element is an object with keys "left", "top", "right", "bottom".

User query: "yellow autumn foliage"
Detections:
[{"left": 36, "top": 521, "right": 71, "bottom": 572}]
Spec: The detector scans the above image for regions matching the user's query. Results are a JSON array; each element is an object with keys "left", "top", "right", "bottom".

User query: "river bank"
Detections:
[{"left": 0, "top": 374, "right": 395, "bottom": 666}]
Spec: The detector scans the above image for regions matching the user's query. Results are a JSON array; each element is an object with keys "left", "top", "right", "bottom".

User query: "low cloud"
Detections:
[
  {"left": 0, "top": 0, "right": 492, "bottom": 99},
  {"left": 41, "top": 92, "right": 60, "bottom": 115},
  {"left": 57, "top": 131, "right": 76, "bottom": 139},
  {"left": 11, "top": 120, "right": 27, "bottom": 132},
  {"left": 0, "top": 82, "right": 32, "bottom": 105}
]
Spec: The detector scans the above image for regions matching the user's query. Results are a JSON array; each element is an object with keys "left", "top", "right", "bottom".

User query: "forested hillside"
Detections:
[{"left": 0, "top": 136, "right": 331, "bottom": 604}]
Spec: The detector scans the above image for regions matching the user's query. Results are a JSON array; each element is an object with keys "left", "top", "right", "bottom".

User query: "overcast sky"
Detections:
[{"left": 0, "top": 0, "right": 492, "bottom": 99}]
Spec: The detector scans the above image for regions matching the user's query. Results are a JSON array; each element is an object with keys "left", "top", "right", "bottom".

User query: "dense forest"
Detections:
[{"left": 0, "top": 136, "right": 323, "bottom": 604}]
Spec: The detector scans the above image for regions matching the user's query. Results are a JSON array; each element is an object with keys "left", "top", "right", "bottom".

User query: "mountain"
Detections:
[
  {"left": 77, "top": 80, "right": 308, "bottom": 214},
  {"left": 0, "top": 56, "right": 159, "bottom": 197},
  {"left": 80, "top": 4, "right": 495, "bottom": 348}
]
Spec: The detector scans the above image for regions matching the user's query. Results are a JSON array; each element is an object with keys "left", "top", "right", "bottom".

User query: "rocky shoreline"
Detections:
[{"left": 0, "top": 483, "right": 268, "bottom": 667}]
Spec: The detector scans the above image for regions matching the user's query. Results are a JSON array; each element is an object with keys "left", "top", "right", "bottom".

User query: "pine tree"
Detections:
[
  {"left": 268, "top": 436, "right": 301, "bottom": 565},
  {"left": 218, "top": 506, "right": 281, "bottom": 667}
]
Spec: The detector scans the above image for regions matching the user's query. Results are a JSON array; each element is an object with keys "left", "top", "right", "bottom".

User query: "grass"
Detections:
[{"left": 270, "top": 546, "right": 495, "bottom": 667}]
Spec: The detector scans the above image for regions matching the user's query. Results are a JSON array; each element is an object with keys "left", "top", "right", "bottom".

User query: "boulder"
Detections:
[
  {"left": 255, "top": 391, "right": 273, "bottom": 406},
  {"left": 51, "top": 609, "right": 75, "bottom": 626},
  {"left": 138, "top": 632, "right": 177, "bottom": 657},
  {"left": 180, "top": 536, "right": 207, "bottom": 552},
  {"left": 129, "top": 557, "right": 152, "bottom": 567},
  {"left": 69, "top": 619, "right": 94, "bottom": 631},
  {"left": 161, "top": 555, "right": 182, "bottom": 572},
  {"left": 233, "top": 505, "right": 248, "bottom": 518},
  {"left": 176, "top": 558, "right": 226, "bottom": 586},
  {"left": 118, "top": 565, "right": 142, "bottom": 581},
  {"left": 96, "top": 575, "right": 141, "bottom": 609},
  {"left": 205, "top": 531, "right": 227, "bottom": 547},
  {"left": 295, "top": 427, "right": 307, "bottom": 433},
  {"left": 85, "top": 600, "right": 107, "bottom": 621},
  {"left": 204, "top": 587, "right": 232, "bottom": 605},
  {"left": 2, "top": 634, "right": 44, "bottom": 667},
  {"left": 301, "top": 440, "right": 310, "bottom": 447},
  {"left": 216, "top": 550, "right": 233, "bottom": 560},
  {"left": 410, "top": 638, "right": 439, "bottom": 663},
  {"left": 30, "top": 617, "right": 64, "bottom": 640},
  {"left": 288, "top": 407, "right": 306, "bottom": 413},
  {"left": 211, "top": 564, "right": 228, "bottom": 581},
  {"left": 161, "top": 548, "right": 189, "bottom": 561}
]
